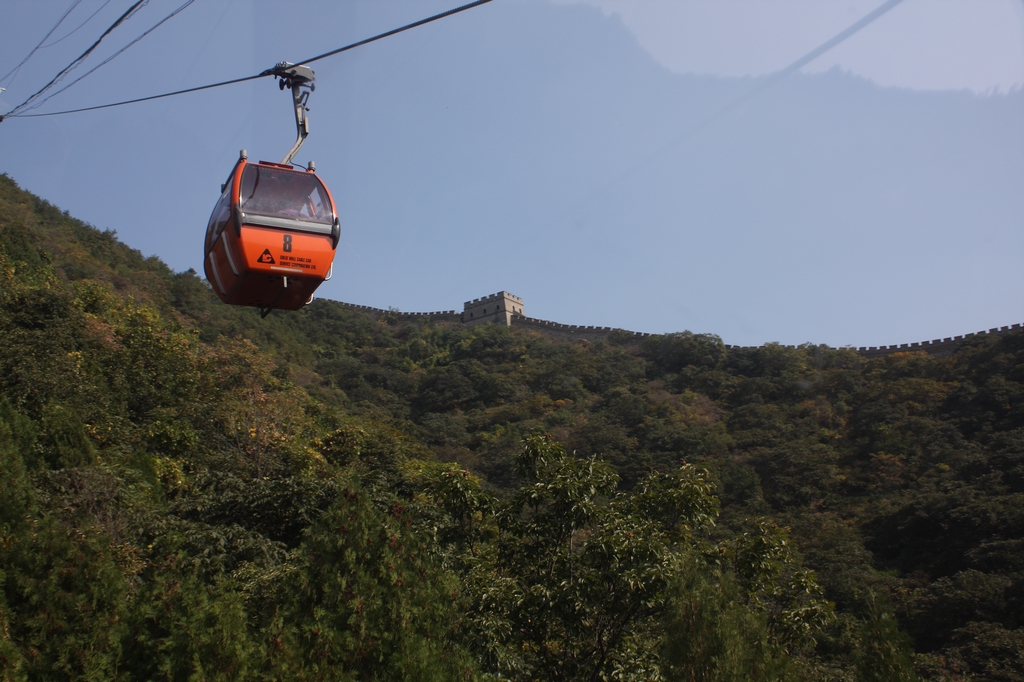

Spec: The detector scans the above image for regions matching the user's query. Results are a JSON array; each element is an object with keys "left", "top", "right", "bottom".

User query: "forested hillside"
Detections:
[{"left": 2, "top": 172, "right": 1022, "bottom": 680}]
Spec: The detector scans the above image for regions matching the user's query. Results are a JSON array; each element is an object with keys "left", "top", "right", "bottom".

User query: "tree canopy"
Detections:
[{"left": 2, "top": 173, "right": 1021, "bottom": 680}]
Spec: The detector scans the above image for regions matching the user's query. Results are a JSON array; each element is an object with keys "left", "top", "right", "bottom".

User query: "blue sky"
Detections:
[{"left": 1, "top": 0, "right": 1022, "bottom": 348}]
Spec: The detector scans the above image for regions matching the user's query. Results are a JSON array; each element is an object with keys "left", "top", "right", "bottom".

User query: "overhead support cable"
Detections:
[
  {"left": 765, "top": 0, "right": 906, "bottom": 83},
  {"left": 4, "top": 0, "right": 151, "bottom": 117},
  {"left": 282, "top": 0, "right": 495, "bottom": 68},
  {"left": 684, "top": 0, "right": 908, "bottom": 141},
  {"left": 2, "top": 72, "right": 266, "bottom": 121},
  {"left": 632, "top": 0, "right": 906, "bottom": 169},
  {"left": 41, "top": 0, "right": 117, "bottom": 50},
  {"left": 22, "top": 0, "right": 198, "bottom": 114},
  {"left": 542, "top": 0, "right": 908, "bottom": 230},
  {"left": 0, "top": 0, "right": 84, "bottom": 86},
  {"left": 2, "top": 0, "right": 495, "bottom": 121}
]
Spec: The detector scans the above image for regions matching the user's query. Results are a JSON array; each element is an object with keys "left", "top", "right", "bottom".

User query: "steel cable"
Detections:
[
  {"left": 2, "top": 0, "right": 494, "bottom": 121},
  {"left": 4, "top": 0, "right": 150, "bottom": 117},
  {"left": 0, "top": 0, "right": 84, "bottom": 86},
  {"left": 21, "top": 0, "right": 198, "bottom": 114}
]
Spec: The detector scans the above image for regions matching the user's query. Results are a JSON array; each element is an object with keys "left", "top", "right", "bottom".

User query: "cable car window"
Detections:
[{"left": 238, "top": 165, "right": 333, "bottom": 224}]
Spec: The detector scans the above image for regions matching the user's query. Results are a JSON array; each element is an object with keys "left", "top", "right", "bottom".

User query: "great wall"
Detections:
[{"left": 333, "top": 293, "right": 1022, "bottom": 359}]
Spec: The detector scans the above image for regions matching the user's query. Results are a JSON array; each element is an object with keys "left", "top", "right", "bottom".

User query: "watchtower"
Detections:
[{"left": 462, "top": 291, "right": 524, "bottom": 327}]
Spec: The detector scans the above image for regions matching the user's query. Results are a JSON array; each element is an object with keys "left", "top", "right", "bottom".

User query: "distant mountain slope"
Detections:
[{"left": 2, "top": 173, "right": 1024, "bottom": 679}]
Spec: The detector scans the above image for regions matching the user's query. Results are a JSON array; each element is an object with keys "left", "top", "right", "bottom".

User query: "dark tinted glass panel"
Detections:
[{"left": 239, "top": 165, "right": 333, "bottom": 223}]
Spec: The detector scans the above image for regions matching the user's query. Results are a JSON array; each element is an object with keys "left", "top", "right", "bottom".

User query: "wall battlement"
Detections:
[
  {"left": 332, "top": 296, "right": 1021, "bottom": 360},
  {"left": 851, "top": 324, "right": 1022, "bottom": 358},
  {"left": 464, "top": 291, "right": 523, "bottom": 307},
  {"left": 509, "top": 314, "right": 651, "bottom": 342},
  {"left": 717, "top": 324, "right": 1023, "bottom": 358},
  {"left": 334, "top": 301, "right": 460, "bottom": 324}
]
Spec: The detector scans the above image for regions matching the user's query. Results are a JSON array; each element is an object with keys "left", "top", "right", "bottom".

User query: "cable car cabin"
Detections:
[{"left": 204, "top": 156, "right": 340, "bottom": 313}]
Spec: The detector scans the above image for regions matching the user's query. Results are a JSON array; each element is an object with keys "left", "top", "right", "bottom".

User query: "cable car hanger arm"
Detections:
[{"left": 272, "top": 63, "right": 315, "bottom": 166}]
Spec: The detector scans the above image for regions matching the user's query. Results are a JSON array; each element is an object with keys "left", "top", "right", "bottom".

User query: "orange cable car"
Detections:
[{"left": 203, "top": 63, "right": 339, "bottom": 317}]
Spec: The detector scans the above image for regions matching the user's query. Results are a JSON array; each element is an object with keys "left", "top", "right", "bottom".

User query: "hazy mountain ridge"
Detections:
[
  {"left": 3, "top": 0, "right": 1020, "bottom": 349},
  {"left": 325, "top": 0, "right": 1024, "bottom": 346}
]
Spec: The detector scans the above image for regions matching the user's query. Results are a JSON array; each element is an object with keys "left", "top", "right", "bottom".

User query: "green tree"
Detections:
[
  {"left": 121, "top": 556, "right": 257, "bottom": 682},
  {"left": 660, "top": 563, "right": 798, "bottom": 682},
  {"left": 854, "top": 595, "right": 918, "bottom": 682},
  {"left": 462, "top": 433, "right": 721, "bottom": 681},
  {"left": 280, "top": 478, "right": 474, "bottom": 681},
  {"left": 0, "top": 516, "right": 127, "bottom": 681},
  {"left": 731, "top": 519, "right": 834, "bottom": 651}
]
